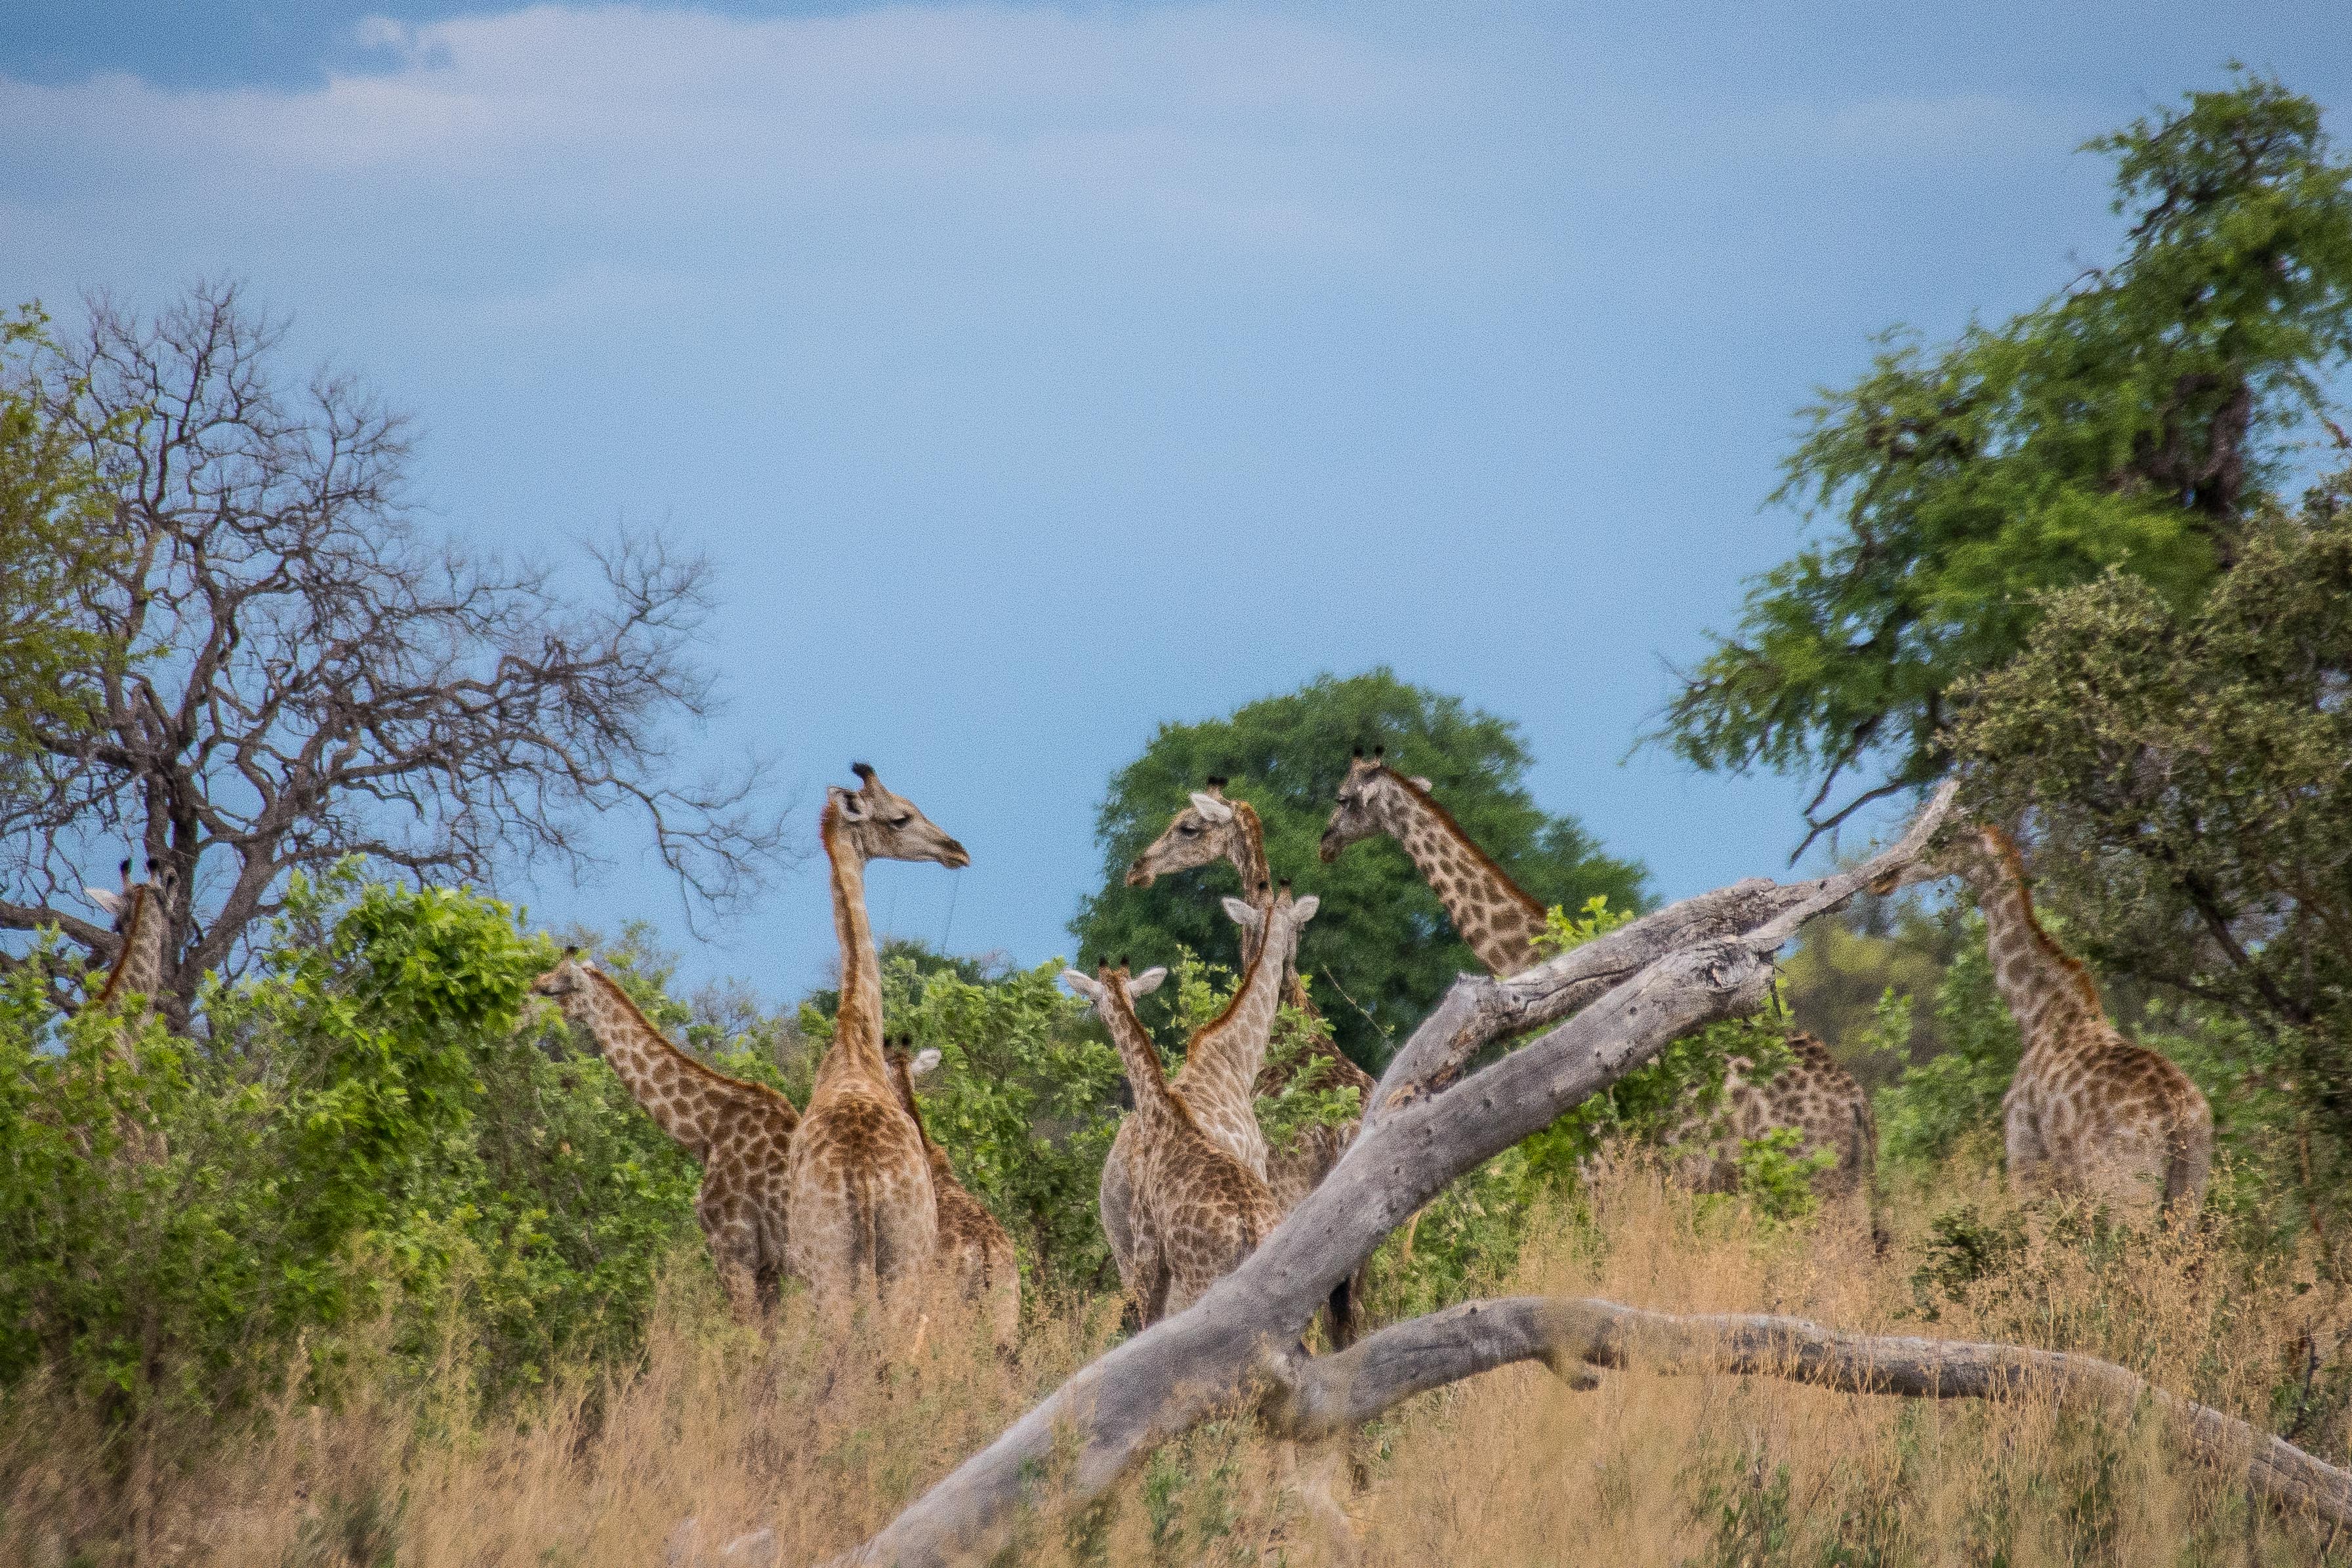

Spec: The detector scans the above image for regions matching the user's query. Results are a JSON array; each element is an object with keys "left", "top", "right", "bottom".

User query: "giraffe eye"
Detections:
[
  {"left": 890, "top": 815, "right": 913, "bottom": 829},
  {"left": 1177, "top": 823, "right": 1198, "bottom": 836}
]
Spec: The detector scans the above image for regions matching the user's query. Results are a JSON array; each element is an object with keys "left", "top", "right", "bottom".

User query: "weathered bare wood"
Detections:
[
  {"left": 791, "top": 785, "right": 1959, "bottom": 1568},
  {"left": 1258, "top": 1294, "right": 2352, "bottom": 1528}
]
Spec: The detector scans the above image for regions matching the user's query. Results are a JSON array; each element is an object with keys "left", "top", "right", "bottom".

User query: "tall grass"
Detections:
[{"left": 7, "top": 1154, "right": 2346, "bottom": 1566}]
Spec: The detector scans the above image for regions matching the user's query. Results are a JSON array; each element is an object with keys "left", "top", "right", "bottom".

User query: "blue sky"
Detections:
[{"left": 5, "top": 2, "right": 2347, "bottom": 1003}]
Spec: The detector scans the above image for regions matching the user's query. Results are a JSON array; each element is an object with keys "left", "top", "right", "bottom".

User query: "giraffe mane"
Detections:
[
  {"left": 1383, "top": 766, "right": 1547, "bottom": 924},
  {"left": 1978, "top": 824, "right": 2104, "bottom": 1011},
  {"left": 585, "top": 969, "right": 800, "bottom": 1124}
]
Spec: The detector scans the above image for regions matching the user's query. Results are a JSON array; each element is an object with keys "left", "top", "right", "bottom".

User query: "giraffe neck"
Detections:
[
  {"left": 1100, "top": 989, "right": 1195, "bottom": 1138},
  {"left": 1952, "top": 830, "right": 2103, "bottom": 1054},
  {"left": 1180, "top": 911, "right": 1293, "bottom": 1121},
  {"left": 819, "top": 807, "right": 890, "bottom": 1094},
  {"left": 94, "top": 887, "right": 161, "bottom": 1002},
  {"left": 580, "top": 972, "right": 724, "bottom": 1155},
  {"left": 1378, "top": 779, "right": 1544, "bottom": 976},
  {"left": 1218, "top": 802, "right": 1274, "bottom": 968}
]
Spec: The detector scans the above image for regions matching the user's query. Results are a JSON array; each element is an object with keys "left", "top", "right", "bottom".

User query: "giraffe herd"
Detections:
[{"left": 73, "top": 753, "right": 2214, "bottom": 1353}]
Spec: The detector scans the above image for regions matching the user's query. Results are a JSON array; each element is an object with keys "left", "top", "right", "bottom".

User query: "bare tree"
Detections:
[{"left": 0, "top": 281, "right": 793, "bottom": 1020}]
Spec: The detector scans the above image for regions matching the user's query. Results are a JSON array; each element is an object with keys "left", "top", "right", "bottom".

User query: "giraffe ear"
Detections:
[
  {"left": 1061, "top": 969, "right": 1104, "bottom": 1005},
  {"left": 910, "top": 1047, "right": 943, "bottom": 1078},
  {"left": 1221, "top": 896, "right": 1263, "bottom": 929},
  {"left": 1188, "top": 791, "right": 1235, "bottom": 825},
  {"left": 1288, "top": 894, "right": 1320, "bottom": 924},
  {"left": 85, "top": 886, "right": 126, "bottom": 918},
  {"left": 1126, "top": 966, "right": 1167, "bottom": 997},
  {"left": 831, "top": 785, "right": 870, "bottom": 822},
  {"left": 1409, "top": 776, "right": 1433, "bottom": 793}
]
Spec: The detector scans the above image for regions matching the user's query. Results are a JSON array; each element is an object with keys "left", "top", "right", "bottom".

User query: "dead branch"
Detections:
[
  {"left": 802, "top": 785, "right": 1958, "bottom": 1568},
  {"left": 1258, "top": 1295, "right": 2352, "bottom": 1527}
]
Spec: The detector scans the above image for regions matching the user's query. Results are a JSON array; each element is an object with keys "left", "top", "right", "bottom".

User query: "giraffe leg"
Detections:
[{"left": 697, "top": 1189, "right": 763, "bottom": 1324}]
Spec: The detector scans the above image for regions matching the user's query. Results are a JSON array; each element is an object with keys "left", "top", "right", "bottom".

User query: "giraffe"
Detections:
[
  {"left": 78, "top": 856, "right": 178, "bottom": 1163},
  {"left": 886, "top": 1040, "right": 1020, "bottom": 1351},
  {"left": 1912, "top": 821, "right": 2212, "bottom": 1212},
  {"left": 1128, "top": 780, "right": 1375, "bottom": 1342},
  {"left": 1063, "top": 959, "right": 1277, "bottom": 1323},
  {"left": 1096, "top": 880, "right": 1317, "bottom": 1316},
  {"left": 1320, "top": 749, "right": 1878, "bottom": 1199},
  {"left": 529, "top": 949, "right": 799, "bottom": 1321},
  {"left": 788, "top": 763, "right": 969, "bottom": 1317}
]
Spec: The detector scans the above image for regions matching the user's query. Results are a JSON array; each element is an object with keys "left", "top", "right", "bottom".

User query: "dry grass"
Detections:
[{"left": 8, "top": 1157, "right": 2350, "bottom": 1566}]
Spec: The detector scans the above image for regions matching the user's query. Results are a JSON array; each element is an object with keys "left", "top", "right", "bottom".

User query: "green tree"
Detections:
[
  {"left": 1069, "top": 669, "right": 1646, "bottom": 1067},
  {"left": 0, "top": 305, "right": 121, "bottom": 769},
  {"left": 1661, "top": 74, "right": 2352, "bottom": 846}
]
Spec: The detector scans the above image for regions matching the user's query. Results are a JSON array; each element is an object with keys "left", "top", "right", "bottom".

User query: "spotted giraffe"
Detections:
[
  {"left": 1128, "top": 779, "right": 1374, "bottom": 1343},
  {"left": 886, "top": 1041, "right": 1020, "bottom": 1350},
  {"left": 788, "top": 764, "right": 969, "bottom": 1318},
  {"left": 529, "top": 949, "right": 799, "bottom": 1321},
  {"left": 78, "top": 856, "right": 178, "bottom": 1163},
  {"left": 1320, "top": 749, "right": 1876, "bottom": 1199},
  {"left": 1064, "top": 959, "right": 1278, "bottom": 1322},
  {"left": 1096, "top": 880, "right": 1317, "bottom": 1315},
  {"left": 1904, "top": 821, "right": 2212, "bottom": 1212}
]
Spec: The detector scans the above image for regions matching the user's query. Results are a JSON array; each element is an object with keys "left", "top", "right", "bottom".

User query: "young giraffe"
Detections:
[
  {"left": 1912, "top": 821, "right": 2212, "bottom": 1212},
  {"left": 886, "top": 1041, "right": 1020, "bottom": 1351},
  {"left": 79, "top": 857, "right": 178, "bottom": 1163},
  {"left": 789, "top": 764, "right": 970, "bottom": 1317},
  {"left": 1319, "top": 750, "right": 1876, "bottom": 1197},
  {"left": 1096, "top": 880, "right": 1317, "bottom": 1312},
  {"left": 1129, "top": 781, "right": 1375, "bottom": 1342},
  {"left": 1063, "top": 959, "right": 1278, "bottom": 1323},
  {"left": 529, "top": 949, "right": 800, "bottom": 1321}
]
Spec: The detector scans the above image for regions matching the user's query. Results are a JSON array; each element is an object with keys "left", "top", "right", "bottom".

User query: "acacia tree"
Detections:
[
  {"left": 1662, "top": 74, "right": 2352, "bottom": 850},
  {"left": 0, "top": 283, "right": 793, "bottom": 1020}
]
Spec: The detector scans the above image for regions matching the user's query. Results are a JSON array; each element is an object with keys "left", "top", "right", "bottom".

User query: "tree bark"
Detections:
[
  {"left": 1255, "top": 1294, "right": 2352, "bottom": 1527},
  {"left": 779, "top": 786, "right": 1961, "bottom": 1568}
]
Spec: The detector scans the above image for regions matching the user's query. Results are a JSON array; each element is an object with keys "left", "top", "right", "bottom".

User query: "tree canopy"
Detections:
[
  {"left": 1661, "top": 73, "right": 2352, "bottom": 847},
  {"left": 1069, "top": 669, "right": 1647, "bottom": 1067}
]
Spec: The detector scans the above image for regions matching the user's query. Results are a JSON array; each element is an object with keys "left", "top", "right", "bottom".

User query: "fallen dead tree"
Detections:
[
  {"left": 768, "top": 783, "right": 1964, "bottom": 1567},
  {"left": 1257, "top": 1296, "right": 2352, "bottom": 1527}
]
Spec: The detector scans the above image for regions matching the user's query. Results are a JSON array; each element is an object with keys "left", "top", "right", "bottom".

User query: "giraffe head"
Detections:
[
  {"left": 1867, "top": 815, "right": 2008, "bottom": 896},
  {"left": 528, "top": 947, "right": 603, "bottom": 1021},
  {"left": 85, "top": 856, "right": 176, "bottom": 934},
  {"left": 1318, "top": 749, "right": 1432, "bottom": 863},
  {"left": 1126, "top": 778, "right": 1247, "bottom": 887},
  {"left": 1059, "top": 957, "right": 1167, "bottom": 1014},
  {"left": 1220, "top": 879, "right": 1320, "bottom": 951},
  {"left": 825, "top": 763, "right": 970, "bottom": 869}
]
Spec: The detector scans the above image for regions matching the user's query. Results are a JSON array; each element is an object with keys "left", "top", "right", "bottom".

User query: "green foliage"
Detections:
[
  {"left": 1778, "top": 889, "right": 1958, "bottom": 1088},
  {"left": 0, "top": 304, "right": 123, "bottom": 769},
  {"left": 1155, "top": 947, "right": 1361, "bottom": 1156},
  {"left": 1071, "top": 669, "right": 1645, "bottom": 1067},
  {"left": 1873, "top": 913, "right": 2022, "bottom": 1167},
  {"left": 0, "top": 869, "right": 712, "bottom": 1443},
  {"left": 1730, "top": 1128, "right": 1838, "bottom": 1226},
  {"left": 1662, "top": 74, "right": 2352, "bottom": 831}
]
